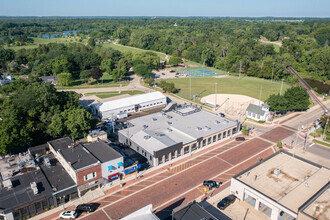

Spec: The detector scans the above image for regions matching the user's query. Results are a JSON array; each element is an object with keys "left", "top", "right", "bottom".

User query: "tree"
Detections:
[
  {"left": 266, "top": 94, "right": 288, "bottom": 112},
  {"left": 112, "top": 68, "right": 126, "bottom": 82},
  {"left": 158, "top": 80, "right": 177, "bottom": 93},
  {"left": 241, "top": 125, "right": 248, "bottom": 135},
  {"left": 169, "top": 56, "right": 182, "bottom": 66},
  {"left": 0, "top": 48, "right": 15, "bottom": 70},
  {"left": 144, "top": 77, "right": 155, "bottom": 86},
  {"left": 284, "top": 86, "right": 310, "bottom": 111},
  {"left": 57, "top": 72, "right": 73, "bottom": 86},
  {"left": 65, "top": 108, "right": 92, "bottom": 140},
  {"left": 80, "top": 69, "right": 92, "bottom": 83},
  {"left": 133, "top": 64, "right": 151, "bottom": 77},
  {"left": 201, "top": 48, "right": 215, "bottom": 66},
  {"left": 100, "top": 58, "right": 115, "bottom": 73},
  {"left": 52, "top": 55, "right": 71, "bottom": 75},
  {"left": 91, "top": 67, "right": 103, "bottom": 83},
  {"left": 88, "top": 37, "right": 96, "bottom": 47}
]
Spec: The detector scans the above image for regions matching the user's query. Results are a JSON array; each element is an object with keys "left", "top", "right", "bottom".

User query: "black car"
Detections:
[
  {"left": 217, "top": 195, "right": 236, "bottom": 210},
  {"left": 203, "top": 180, "right": 221, "bottom": 188},
  {"left": 218, "top": 113, "right": 225, "bottom": 117},
  {"left": 235, "top": 137, "right": 245, "bottom": 141},
  {"left": 76, "top": 204, "right": 96, "bottom": 213}
]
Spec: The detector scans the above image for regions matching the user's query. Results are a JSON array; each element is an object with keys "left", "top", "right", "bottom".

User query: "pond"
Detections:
[
  {"left": 36, "top": 30, "right": 80, "bottom": 38},
  {"left": 304, "top": 78, "right": 330, "bottom": 94}
]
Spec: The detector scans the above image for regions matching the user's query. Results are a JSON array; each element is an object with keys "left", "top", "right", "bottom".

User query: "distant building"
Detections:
[
  {"left": 91, "top": 91, "right": 167, "bottom": 120},
  {"left": 246, "top": 103, "right": 270, "bottom": 121},
  {"left": 119, "top": 103, "right": 238, "bottom": 166},
  {"left": 0, "top": 73, "right": 14, "bottom": 86},
  {"left": 40, "top": 75, "right": 58, "bottom": 85},
  {"left": 230, "top": 151, "right": 330, "bottom": 220}
]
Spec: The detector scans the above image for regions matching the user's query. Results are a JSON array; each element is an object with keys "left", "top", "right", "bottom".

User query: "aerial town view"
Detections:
[{"left": 0, "top": 0, "right": 329, "bottom": 220}]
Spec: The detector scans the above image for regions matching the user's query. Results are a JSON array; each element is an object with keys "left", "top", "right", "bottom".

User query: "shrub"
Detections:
[{"left": 277, "top": 141, "right": 283, "bottom": 148}]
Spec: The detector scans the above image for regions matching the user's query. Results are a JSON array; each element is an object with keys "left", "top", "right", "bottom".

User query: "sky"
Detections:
[{"left": 0, "top": 0, "right": 329, "bottom": 17}]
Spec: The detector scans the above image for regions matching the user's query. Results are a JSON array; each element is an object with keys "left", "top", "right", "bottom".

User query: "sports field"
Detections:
[{"left": 165, "top": 76, "right": 291, "bottom": 101}]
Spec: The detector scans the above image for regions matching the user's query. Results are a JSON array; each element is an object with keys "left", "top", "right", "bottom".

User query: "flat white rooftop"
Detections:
[
  {"left": 236, "top": 152, "right": 330, "bottom": 213},
  {"left": 94, "top": 91, "right": 166, "bottom": 112}
]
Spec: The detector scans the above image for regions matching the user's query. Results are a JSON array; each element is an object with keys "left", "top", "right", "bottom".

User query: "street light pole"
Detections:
[
  {"left": 215, "top": 82, "right": 218, "bottom": 110},
  {"left": 280, "top": 79, "right": 284, "bottom": 95},
  {"left": 189, "top": 73, "right": 192, "bottom": 100}
]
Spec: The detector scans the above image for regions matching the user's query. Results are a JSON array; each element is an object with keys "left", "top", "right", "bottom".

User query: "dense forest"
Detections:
[{"left": 1, "top": 17, "right": 328, "bottom": 81}]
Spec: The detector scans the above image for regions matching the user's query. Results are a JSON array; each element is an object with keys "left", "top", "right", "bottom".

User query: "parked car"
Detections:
[
  {"left": 218, "top": 113, "right": 225, "bottom": 117},
  {"left": 59, "top": 210, "right": 77, "bottom": 219},
  {"left": 76, "top": 203, "right": 96, "bottom": 213},
  {"left": 203, "top": 180, "right": 221, "bottom": 188},
  {"left": 235, "top": 137, "right": 245, "bottom": 141},
  {"left": 161, "top": 73, "right": 165, "bottom": 75},
  {"left": 217, "top": 195, "right": 236, "bottom": 210}
]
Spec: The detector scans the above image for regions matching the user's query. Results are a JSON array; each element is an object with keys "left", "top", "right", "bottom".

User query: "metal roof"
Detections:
[
  {"left": 83, "top": 141, "right": 123, "bottom": 163},
  {"left": 94, "top": 92, "right": 166, "bottom": 112},
  {"left": 246, "top": 103, "right": 266, "bottom": 116}
]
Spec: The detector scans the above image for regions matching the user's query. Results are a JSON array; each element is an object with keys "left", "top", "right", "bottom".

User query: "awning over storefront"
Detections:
[
  {"left": 108, "top": 165, "right": 113, "bottom": 170},
  {"left": 118, "top": 162, "right": 123, "bottom": 167},
  {"left": 108, "top": 173, "right": 120, "bottom": 181}
]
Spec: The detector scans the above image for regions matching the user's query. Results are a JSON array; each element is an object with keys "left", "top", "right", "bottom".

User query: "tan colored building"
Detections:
[
  {"left": 230, "top": 151, "right": 330, "bottom": 220},
  {"left": 87, "top": 130, "right": 108, "bottom": 142}
]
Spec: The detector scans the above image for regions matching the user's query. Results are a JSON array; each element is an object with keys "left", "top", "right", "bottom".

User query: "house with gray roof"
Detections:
[
  {"left": 118, "top": 103, "right": 238, "bottom": 166},
  {"left": 246, "top": 103, "right": 270, "bottom": 122}
]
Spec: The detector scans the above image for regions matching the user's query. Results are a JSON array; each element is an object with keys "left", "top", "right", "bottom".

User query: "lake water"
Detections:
[{"left": 36, "top": 30, "right": 80, "bottom": 38}]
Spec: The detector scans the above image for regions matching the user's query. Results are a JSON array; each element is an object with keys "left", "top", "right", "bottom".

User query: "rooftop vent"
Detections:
[
  {"left": 30, "top": 182, "right": 38, "bottom": 195},
  {"left": 44, "top": 157, "right": 51, "bottom": 167},
  {"left": 167, "top": 115, "right": 173, "bottom": 119},
  {"left": 167, "top": 128, "right": 173, "bottom": 132},
  {"left": 144, "top": 135, "right": 151, "bottom": 140},
  {"left": 196, "top": 127, "right": 202, "bottom": 131},
  {"left": 167, "top": 121, "right": 172, "bottom": 125},
  {"left": 143, "top": 125, "right": 148, "bottom": 129},
  {"left": 274, "top": 168, "right": 281, "bottom": 176},
  {"left": 215, "top": 120, "right": 221, "bottom": 124},
  {"left": 152, "top": 118, "right": 157, "bottom": 121},
  {"left": 203, "top": 126, "right": 211, "bottom": 131}
]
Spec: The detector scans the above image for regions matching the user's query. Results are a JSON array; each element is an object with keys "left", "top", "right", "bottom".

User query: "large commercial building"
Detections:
[
  {"left": 230, "top": 151, "right": 330, "bottom": 220},
  {"left": 118, "top": 103, "right": 238, "bottom": 166},
  {"left": 91, "top": 91, "right": 167, "bottom": 119}
]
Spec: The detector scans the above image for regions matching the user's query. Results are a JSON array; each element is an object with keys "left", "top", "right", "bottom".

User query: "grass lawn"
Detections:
[
  {"left": 4, "top": 37, "right": 85, "bottom": 51},
  {"left": 273, "top": 44, "right": 281, "bottom": 53},
  {"left": 164, "top": 76, "right": 291, "bottom": 101},
  {"left": 313, "top": 139, "right": 330, "bottom": 147},
  {"left": 85, "top": 90, "right": 144, "bottom": 99},
  {"left": 102, "top": 43, "right": 166, "bottom": 60}
]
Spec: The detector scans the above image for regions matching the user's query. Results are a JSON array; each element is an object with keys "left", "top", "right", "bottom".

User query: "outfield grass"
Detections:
[
  {"left": 102, "top": 43, "right": 166, "bottom": 60},
  {"left": 85, "top": 90, "right": 144, "bottom": 99},
  {"left": 164, "top": 76, "right": 291, "bottom": 101},
  {"left": 4, "top": 37, "right": 84, "bottom": 51}
]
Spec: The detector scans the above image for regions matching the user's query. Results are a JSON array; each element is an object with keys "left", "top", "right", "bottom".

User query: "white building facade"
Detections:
[
  {"left": 91, "top": 92, "right": 167, "bottom": 119},
  {"left": 246, "top": 103, "right": 270, "bottom": 121}
]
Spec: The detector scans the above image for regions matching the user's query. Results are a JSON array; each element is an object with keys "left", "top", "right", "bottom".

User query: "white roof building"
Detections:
[{"left": 91, "top": 92, "right": 167, "bottom": 119}]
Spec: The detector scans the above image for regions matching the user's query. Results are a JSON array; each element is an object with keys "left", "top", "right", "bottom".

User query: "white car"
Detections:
[{"left": 59, "top": 210, "right": 77, "bottom": 219}]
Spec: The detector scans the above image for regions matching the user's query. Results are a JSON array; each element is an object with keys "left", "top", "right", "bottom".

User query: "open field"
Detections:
[
  {"left": 101, "top": 43, "right": 166, "bottom": 60},
  {"left": 165, "top": 76, "right": 291, "bottom": 101},
  {"left": 4, "top": 37, "right": 83, "bottom": 51},
  {"left": 85, "top": 90, "right": 144, "bottom": 99}
]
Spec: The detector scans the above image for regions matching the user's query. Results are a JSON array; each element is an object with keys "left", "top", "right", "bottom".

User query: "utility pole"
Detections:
[
  {"left": 189, "top": 73, "right": 192, "bottom": 100},
  {"left": 323, "top": 118, "right": 329, "bottom": 140},
  {"left": 215, "top": 82, "right": 218, "bottom": 109},
  {"left": 271, "top": 62, "right": 275, "bottom": 81},
  {"left": 259, "top": 85, "right": 262, "bottom": 106},
  {"left": 280, "top": 79, "right": 284, "bottom": 95}
]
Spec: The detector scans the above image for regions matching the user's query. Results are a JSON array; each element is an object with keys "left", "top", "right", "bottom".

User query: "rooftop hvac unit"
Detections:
[
  {"left": 144, "top": 135, "right": 151, "bottom": 140},
  {"left": 44, "top": 157, "right": 51, "bottom": 167},
  {"left": 3, "top": 179, "right": 13, "bottom": 188},
  {"left": 274, "top": 168, "right": 281, "bottom": 176},
  {"left": 30, "top": 182, "right": 38, "bottom": 195}
]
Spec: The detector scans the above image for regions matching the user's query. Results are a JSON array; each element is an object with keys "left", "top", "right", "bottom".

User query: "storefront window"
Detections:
[
  {"left": 13, "top": 210, "right": 20, "bottom": 219},
  {"left": 213, "top": 135, "right": 217, "bottom": 142},
  {"left": 208, "top": 137, "right": 211, "bottom": 145},
  {"left": 35, "top": 202, "right": 42, "bottom": 211},
  {"left": 71, "top": 191, "right": 79, "bottom": 200}
]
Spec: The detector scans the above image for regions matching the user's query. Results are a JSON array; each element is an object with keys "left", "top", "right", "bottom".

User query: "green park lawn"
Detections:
[
  {"left": 4, "top": 37, "right": 84, "bottom": 51},
  {"left": 56, "top": 73, "right": 129, "bottom": 90},
  {"left": 102, "top": 43, "right": 166, "bottom": 60},
  {"left": 165, "top": 76, "right": 291, "bottom": 101},
  {"left": 85, "top": 90, "right": 144, "bottom": 99}
]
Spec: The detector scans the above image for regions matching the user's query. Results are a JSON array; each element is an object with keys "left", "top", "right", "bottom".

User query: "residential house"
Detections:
[{"left": 0, "top": 73, "right": 14, "bottom": 86}]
